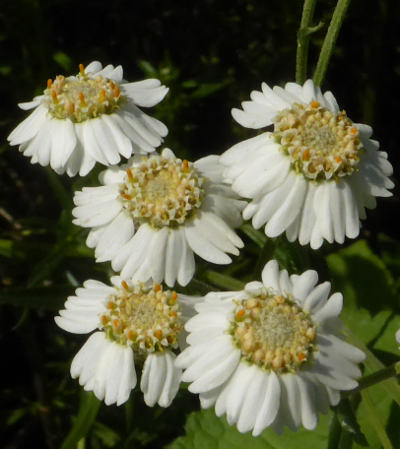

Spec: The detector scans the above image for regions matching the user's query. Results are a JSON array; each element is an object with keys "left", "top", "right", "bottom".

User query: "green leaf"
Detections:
[
  {"left": 60, "top": 392, "right": 101, "bottom": 449},
  {"left": 138, "top": 60, "right": 157, "bottom": 77},
  {"left": 53, "top": 51, "right": 73, "bottom": 72},
  {"left": 358, "top": 389, "right": 394, "bottom": 449},
  {"left": 93, "top": 422, "right": 121, "bottom": 447},
  {"left": 191, "top": 81, "right": 230, "bottom": 99},
  {"left": 0, "top": 238, "right": 14, "bottom": 257},
  {"left": 46, "top": 168, "right": 73, "bottom": 210},
  {"left": 240, "top": 223, "right": 267, "bottom": 249},
  {"left": 327, "top": 240, "right": 400, "bottom": 448},
  {"left": 334, "top": 400, "right": 368, "bottom": 446},
  {"left": 203, "top": 270, "right": 244, "bottom": 291},
  {"left": 167, "top": 408, "right": 331, "bottom": 449}
]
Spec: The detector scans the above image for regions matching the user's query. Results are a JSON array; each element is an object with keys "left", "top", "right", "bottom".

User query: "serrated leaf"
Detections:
[
  {"left": 167, "top": 408, "right": 331, "bottom": 449},
  {"left": 60, "top": 392, "right": 101, "bottom": 449}
]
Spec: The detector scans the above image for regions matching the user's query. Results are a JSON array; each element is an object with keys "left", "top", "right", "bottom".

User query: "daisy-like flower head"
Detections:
[
  {"left": 176, "top": 260, "right": 365, "bottom": 435},
  {"left": 8, "top": 61, "right": 169, "bottom": 176},
  {"left": 72, "top": 148, "right": 245, "bottom": 287},
  {"left": 396, "top": 329, "right": 400, "bottom": 349},
  {"left": 221, "top": 79, "right": 394, "bottom": 249},
  {"left": 55, "top": 277, "right": 200, "bottom": 407}
]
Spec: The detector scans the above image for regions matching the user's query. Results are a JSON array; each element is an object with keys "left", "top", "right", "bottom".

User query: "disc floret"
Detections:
[
  {"left": 119, "top": 155, "right": 204, "bottom": 228},
  {"left": 231, "top": 291, "right": 317, "bottom": 373},
  {"left": 43, "top": 63, "right": 122, "bottom": 122},
  {"left": 273, "top": 101, "right": 364, "bottom": 181},
  {"left": 101, "top": 281, "right": 182, "bottom": 355}
]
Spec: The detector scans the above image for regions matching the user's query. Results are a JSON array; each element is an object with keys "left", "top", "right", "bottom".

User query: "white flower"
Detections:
[
  {"left": 396, "top": 329, "right": 400, "bottom": 349},
  {"left": 55, "top": 277, "right": 200, "bottom": 407},
  {"left": 221, "top": 79, "right": 394, "bottom": 249},
  {"left": 8, "top": 61, "right": 168, "bottom": 176},
  {"left": 72, "top": 148, "right": 245, "bottom": 287},
  {"left": 176, "top": 260, "right": 365, "bottom": 435}
]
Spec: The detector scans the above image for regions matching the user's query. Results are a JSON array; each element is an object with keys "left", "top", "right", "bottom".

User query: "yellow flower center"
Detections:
[
  {"left": 44, "top": 64, "right": 121, "bottom": 123},
  {"left": 273, "top": 101, "right": 364, "bottom": 181},
  {"left": 231, "top": 292, "right": 316, "bottom": 373},
  {"left": 119, "top": 155, "right": 204, "bottom": 229},
  {"left": 101, "top": 281, "right": 182, "bottom": 354}
]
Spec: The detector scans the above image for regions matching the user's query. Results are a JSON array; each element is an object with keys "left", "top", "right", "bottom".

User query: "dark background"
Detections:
[{"left": 0, "top": 1, "right": 399, "bottom": 448}]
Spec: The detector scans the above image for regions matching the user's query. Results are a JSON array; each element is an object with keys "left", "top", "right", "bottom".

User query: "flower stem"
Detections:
[
  {"left": 313, "top": 0, "right": 352, "bottom": 86},
  {"left": 296, "top": 0, "right": 318, "bottom": 84},
  {"left": 345, "top": 361, "right": 400, "bottom": 397}
]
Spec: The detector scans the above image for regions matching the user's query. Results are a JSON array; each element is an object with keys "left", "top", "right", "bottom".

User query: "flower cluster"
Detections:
[{"left": 8, "top": 62, "right": 394, "bottom": 436}]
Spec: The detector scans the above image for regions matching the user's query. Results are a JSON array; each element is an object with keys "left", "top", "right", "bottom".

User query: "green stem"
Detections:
[
  {"left": 203, "top": 270, "right": 245, "bottom": 291},
  {"left": 346, "top": 362, "right": 400, "bottom": 397},
  {"left": 361, "top": 390, "right": 393, "bottom": 449},
  {"left": 327, "top": 413, "right": 342, "bottom": 449},
  {"left": 296, "top": 0, "right": 318, "bottom": 84},
  {"left": 313, "top": 0, "right": 352, "bottom": 86}
]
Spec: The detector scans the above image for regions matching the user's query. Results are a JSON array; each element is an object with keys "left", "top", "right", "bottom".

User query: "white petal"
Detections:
[
  {"left": 184, "top": 221, "right": 231, "bottom": 264},
  {"left": 237, "top": 366, "right": 268, "bottom": 433},
  {"left": 313, "top": 292, "right": 343, "bottom": 322},
  {"left": 194, "top": 155, "right": 223, "bottom": 182},
  {"left": 178, "top": 231, "right": 195, "bottom": 286},
  {"left": 85, "top": 61, "right": 103, "bottom": 74},
  {"left": 8, "top": 104, "right": 47, "bottom": 145},
  {"left": 290, "top": 270, "right": 319, "bottom": 303},
  {"left": 328, "top": 181, "right": 345, "bottom": 244},
  {"left": 115, "top": 225, "right": 155, "bottom": 277},
  {"left": 296, "top": 375, "right": 318, "bottom": 430},
  {"left": 158, "top": 352, "right": 182, "bottom": 407},
  {"left": 81, "top": 120, "right": 109, "bottom": 165},
  {"left": 94, "top": 212, "right": 134, "bottom": 262},
  {"left": 303, "top": 282, "right": 331, "bottom": 313},
  {"left": 261, "top": 260, "right": 281, "bottom": 292},
  {"left": 252, "top": 172, "right": 296, "bottom": 230},
  {"left": 91, "top": 117, "right": 121, "bottom": 165},
  {"left": 253, "top": 371, "right": 281, "bottom": 436},
  {"left": 122, "top": 80, "right": 169, "bottom": 107},
  {"left": 225, "top": 363, "right": 256, "bottom": 426},
  {"left": 141, "top": 353, "right": 166, "bottom": 406},
  {"left": 49, "top": 119, "right": 77, "bottom": 170},
  {"left": 101, "top": 114, "right": 133, "bottom": 159},
  {"left": 187, "top": 349, "right": 240, "bottom": 394},
  {"left": 342, "top": 180, "right": 360, "bottom": 239},
  {"left": 148, "top": 227, "right": 169, "bottom": 284}
]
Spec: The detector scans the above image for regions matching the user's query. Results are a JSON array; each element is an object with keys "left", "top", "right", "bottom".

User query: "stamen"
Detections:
[
  {"left": 273, "top": 101, "right": 364, "bottom": 181},
  {"left": 79, "top": 92, "right": 86, "bottom": 106},
  {"left": 102, "top": 283, "right": 182, "bottom": 353},
  {"left": 119, "top": 155, "right": 204, "bottom": 229},
  {"left": 43, "top": 69, "right": 123, "bottom": 123},
  {"left": 231, "top": 291, "right": 316, "bottom": 373}
]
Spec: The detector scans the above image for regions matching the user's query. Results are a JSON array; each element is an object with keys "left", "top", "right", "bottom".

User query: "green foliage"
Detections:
[
  {"left": 61, "top": 393, "right": 101, "bottom": 449},
  {"left": 1, "top": 0, "right": 399, "bottom": 448},
  {"left": 167, "top": 408, "right": 331, "bottom": 449}
]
